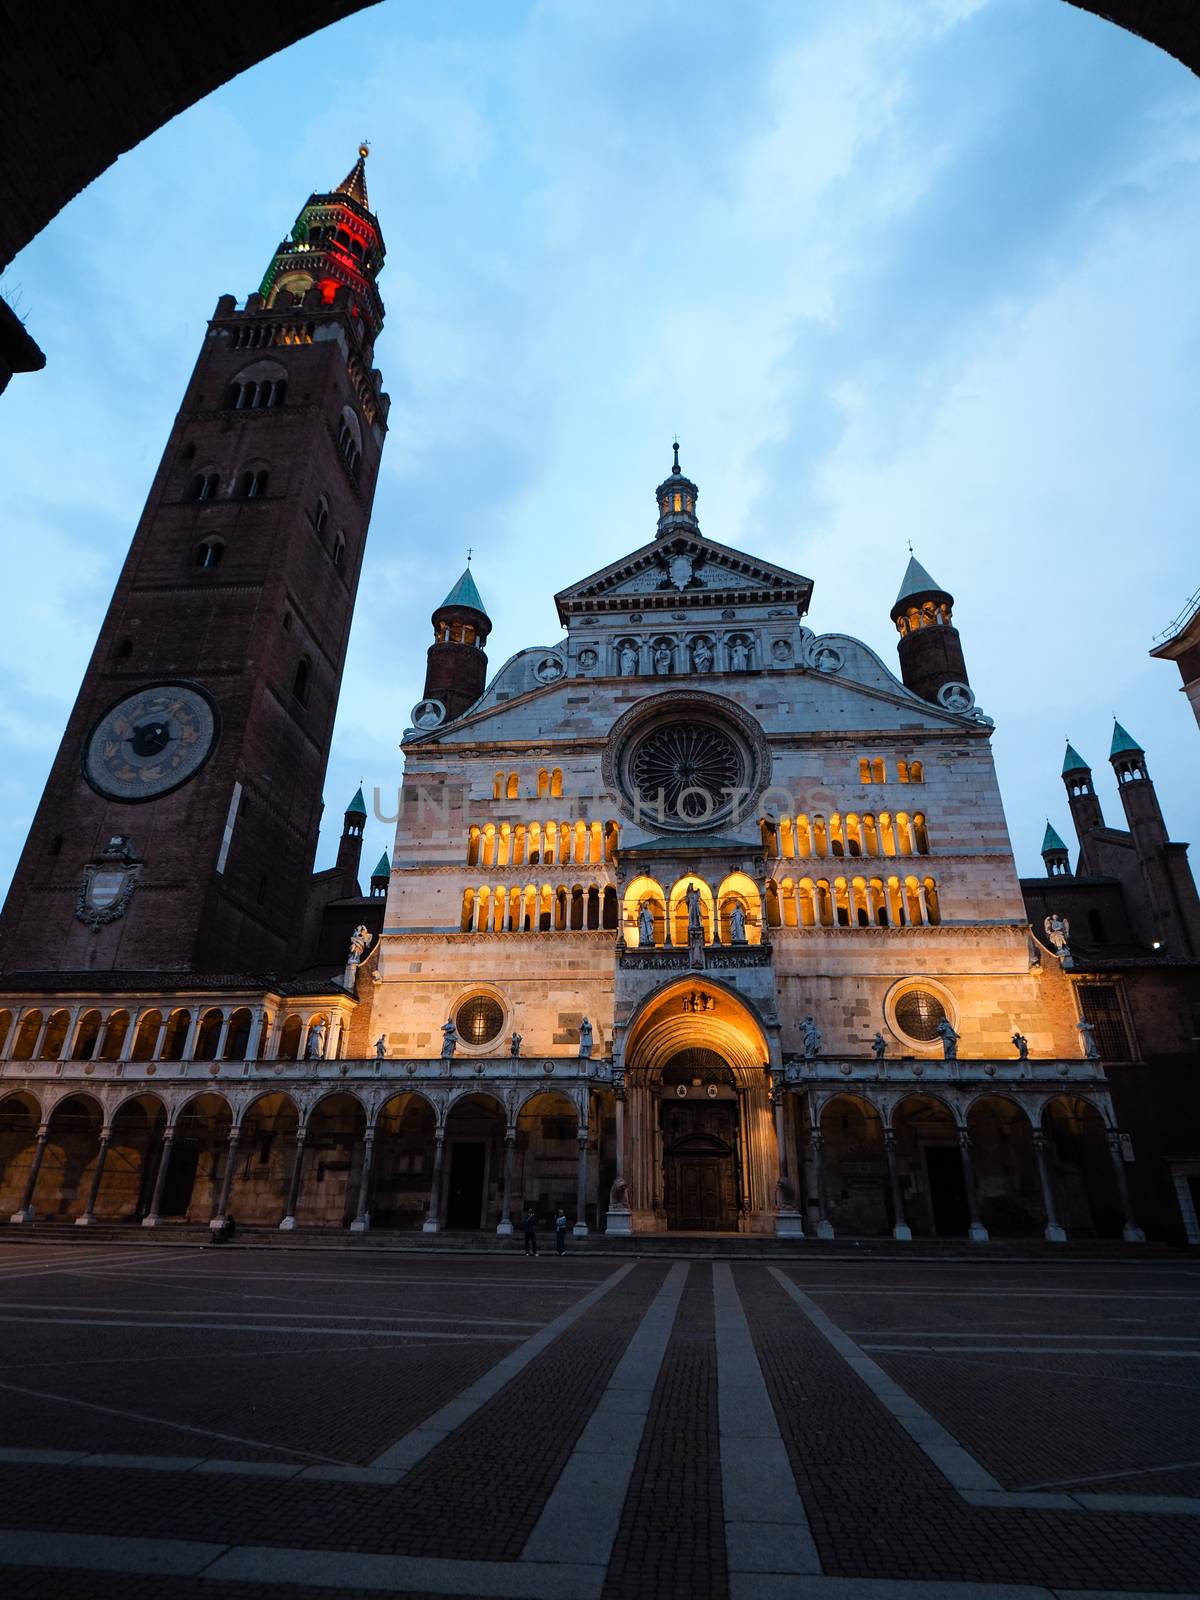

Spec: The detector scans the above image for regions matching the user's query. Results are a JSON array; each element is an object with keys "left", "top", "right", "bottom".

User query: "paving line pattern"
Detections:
[{"left": 770, "top": 1266, "right": 1200, "bottom": 1519}]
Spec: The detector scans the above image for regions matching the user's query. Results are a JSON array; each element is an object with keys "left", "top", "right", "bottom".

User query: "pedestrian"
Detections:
[
  {"left": 555, "top": 1208, "right": 568, "bottom": 1256},
  {"left": 522, "top": 1205, "right": 538, "bottom": 1256}
]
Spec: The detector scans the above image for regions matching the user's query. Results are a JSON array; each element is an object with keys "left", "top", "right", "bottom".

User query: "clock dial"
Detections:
[{"left": 83, "top": 683, "right": 219, "bottom": 802}]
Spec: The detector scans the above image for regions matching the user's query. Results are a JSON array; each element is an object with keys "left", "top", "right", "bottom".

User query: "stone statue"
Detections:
[
  {"left": 440, "top": 1019, "right": 457, "bottom": 1059},
  {"left": 730, "top": 901, "right": 748, "bottom": 944},
  {"left": 510, "top": 1031, "right": 522, "bottom": 1058},
  {"left": 936, "top": 1018, "right": 960, "bottom": 1060},
  {"left": 729, "top": 638, "right": 749, "bottom": 671},
  {"left": 1012, "top": 1031, "right": 1029, "bottom": 1060},
  {"left": 800, "top": 1016, "right": 822, "bottom": 1060},
  {"left": 307, "top": 1019, "right": 326, "bottom": 1059},
  {"left": 374, "top": 1034, "right": 387, "bottom": 1059},
  {"left": 653, "top": 643, "right": 673, "bottom": 674},
  {"left": 347, "top": 924, "right": 372, "bottom": 964},
  {"left": 637, "top": 901, "right": 655, "bottom": 948},
  {"left": 691, "top": 638, "right": 713, "bottom": 673},
  {"left": 1077, "top": 1018, "right": 1100, "bottom": 1060},
  {"left": 619, "top": 643, "right": 638, "bottom": 676},
  {"left": 685, "top": 882, "right": 703, "bottom": 937},
  {"left": 871, "top": 1031, "right": 887, "bottom": 1061},
  {"left": 609, "top": 1176, "right": 630, "bottom": 1210},
  {"left": 1044, "top": 913, "right": 1070, "bottom": 953},
  {"left": 578, "top": 1018, "right": 593, "bottom": 1059},
  {"left": 775, "top": 1177, "right": 797, "bottom": 1210}
]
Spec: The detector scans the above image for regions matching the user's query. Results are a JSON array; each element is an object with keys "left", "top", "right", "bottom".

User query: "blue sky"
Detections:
[{"left": 3, "top": 0, "right": 1199, "bottom": 897}]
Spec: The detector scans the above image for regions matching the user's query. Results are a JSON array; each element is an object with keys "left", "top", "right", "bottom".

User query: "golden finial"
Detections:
[{"left": 359, "top": 140, "right": 371, "bottom": 160}]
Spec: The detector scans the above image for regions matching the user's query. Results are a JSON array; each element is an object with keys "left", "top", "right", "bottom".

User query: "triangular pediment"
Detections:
[{"left": 555, "top": 532, "right": 812, "bottom": 623}]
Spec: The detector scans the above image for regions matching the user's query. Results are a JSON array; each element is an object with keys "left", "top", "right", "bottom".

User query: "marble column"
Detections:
[
  {"left": 119, "top": 1010, "right": 143, "bottom": 1063},
  {"left": 423, "top": 1130, "right": 446, "bottom": 1233},
  {"left": 152, "top": 1015, "right": 170, "bottom": 1060},
  {"left": 773, "top": 1082, "right": 803, "bottom": 1238},
  {"left": 214, "top": 1013, "right": 231, "bottom": 1063},
  {"left": 958, "top": 1130, "right": 988, "bottom": 1241},
  {"left": 142, "top": 1128, "right": 175, "bottom": 1226},
  {"left": 75, "top": 1130, "right": 112, "bottom": 1226},
  {"left": 606, "top": 1091, "right": 632, "bottom": 1235},
  {"left": 279, "top": 1131, "right": 307, "bottom": 1230},
  {"left": 1108, "top": 1131, "right": 1146, "bottom": 1243},
  {"left": 1032, "top": 1131, "right": 1067, "bottom": 1242},
  {"left": 497, "top": 1131, "right": 516, "bottom": 1235},
  {"left": 884, "top": 1129, "right": 911, "bottom": 1241},
  {"left": 10, "top": 1126, "right": 49, "bottom": 1223},
  {"left": 181, "top": 1011, "right": 202, "bottom": 1062},
  {"left": 809, "top": 1130, "right": 833, "bottom": 1239},
  {"left": 210, "top": 1131, "right": 240, "bottom": 1230},
  {"left": 573, "top": 1128, "right": 589, "bottom": 1238},
  {"left": 349, "top": 1130, "right": 375, "bottom": 1233}
]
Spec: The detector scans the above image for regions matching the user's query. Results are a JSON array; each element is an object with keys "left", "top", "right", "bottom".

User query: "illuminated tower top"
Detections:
[{"left": 259, "top": 142, "right": 386, "bottom": 343}]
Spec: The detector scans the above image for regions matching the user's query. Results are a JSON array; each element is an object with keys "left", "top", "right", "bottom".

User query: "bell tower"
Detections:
[
  {"left": 0, "top": 147, "right": 390, "bottom": 977},
  {"left": 423, "top": 565, "right": 491, "bottom": 723},
  {"left": 889, "top": 556, "right": 968, "bottom": 705}
]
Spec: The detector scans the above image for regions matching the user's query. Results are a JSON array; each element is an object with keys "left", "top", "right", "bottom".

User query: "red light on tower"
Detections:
[{"left": 319, "top": 278, "right": 338, "bottom": 305}]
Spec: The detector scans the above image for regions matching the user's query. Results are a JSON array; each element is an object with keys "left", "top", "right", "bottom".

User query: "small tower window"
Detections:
[
  {"left": 313, "top": 496, "right": 329, "bottom": 537},
  {"left": 48, "top": 834, "right": 63, "bottom": 857},
  {"left": 195, "top": 539, "right": 224, "bottom": 569},
  {"left": 114, "top": 638, "right": 133, "bottom": 661},
  {"left": 332, "top": 532, "right": 346, "bottom": 573},
  {"left": 237, "top": 468, "right": 269, "bottom": 498},
  {"left": 190, "top": 472, "right": 218, "bottom": 500},
  {"left": 292, "top": 656, "right": 311, "bottom": 705}
]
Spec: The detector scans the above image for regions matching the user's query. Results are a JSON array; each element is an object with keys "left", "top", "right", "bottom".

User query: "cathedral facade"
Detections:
[{"left": 0, "top": 157, "right": 1170, "bottom": 1244}]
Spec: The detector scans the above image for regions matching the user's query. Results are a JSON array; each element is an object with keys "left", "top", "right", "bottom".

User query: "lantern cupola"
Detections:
[{"left": 655, "top": 441, "right": 700, "bottom": 537}]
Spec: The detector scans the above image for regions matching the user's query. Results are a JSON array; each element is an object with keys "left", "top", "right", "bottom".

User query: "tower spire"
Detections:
[{"left": 335, "top": 141, "right": 371, "bottom": 209}]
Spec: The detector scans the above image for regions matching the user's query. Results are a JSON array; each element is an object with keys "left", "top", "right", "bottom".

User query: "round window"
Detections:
[
  {"left": 455, "top": 993, "right": 504, "bottom": 1046},
  {"left": 893, "top": 989, "right": 946, "bottom": 1042},
  {"left": 629, "top": 721, "right": 744, "bottom": 822}
]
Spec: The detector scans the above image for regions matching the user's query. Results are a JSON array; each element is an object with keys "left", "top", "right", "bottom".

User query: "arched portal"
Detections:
[{"left": 621, "top": 978, "right": 776, "bottom": 1234}]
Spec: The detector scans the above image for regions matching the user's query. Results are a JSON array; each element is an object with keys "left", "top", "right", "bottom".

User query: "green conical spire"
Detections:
[
  {"left": 371, "top": 849, "right": 390, "bottom": 878},
  {"left": 439, "top": 566, "right": 488, "bottom": 616},
  {"left": 893, "top": 555, "right": 946, "bottom": 609},
  {"left": 345, "top": 785, "right": 367, "bottom": 818},
  {"left": 1041, "top": 821, "right": 1068, "bottom": 855},
  {"left": 1110, "top": 720, "right": 1143, "bottom": 759},
  {"left": 1062, "top": 742, "right": 1089, "bottom": 776}
]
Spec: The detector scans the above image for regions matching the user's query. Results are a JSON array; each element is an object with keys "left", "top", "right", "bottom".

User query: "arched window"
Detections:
[
  {"left": 765, "top": 879, "right": 781, "bottom": 927},
  {"left": 550, "top": 769, "right": 563, "bottom": 798},
  {"left": 872, "top": 757, "right": 886, "bottom": 783},
  {"left": 292, "top": 656, "right": 311, "bottom": 705},
  {"left": 913, "top": 813, "right": 929, "bottom": 854},
  {"left": 332, "top": 533, "right": 346, "bottom": 573},
  {"left": 896, "top": 813, "right": 913, "bottom": 856},
  {"left": 760, "top": 817, "right": 779, "bottom": 855},
  {"left": 191, "top": 472, "right": 219, "bottom": 500},
  {"left": 798, "top": 878, "right": 816, "bottom": 927},
  {"left": 829, "top": 814, "right": 846, "bottom": 857},
  {"left": 897, "top": 760, "right": 910, "bottom": 783},
  {"left": 923, "top": 877, "right": 940, "bottom": 925},
  {"left": 862, "top": 814, "right": 879, "bottom": 856},
  {"left": 812, "top": 815, "right": 828, "bottom": 857},
  {"left": 537, "top": 769, "right": 549, "bottom": 800},
  {"left": 506, "top": 772, "right": 519, "bottom": 800},
  {"left": 493, "top": 771, "right": 504, "bottom": 801},
  {"left": 237, "top": 468, "right": 269, "bottom": 498},
  {"left": 195, "top": 539, "right": 224, "bottom": 569},
  {"left": 905, "top": 875, "right": 924, "bottom": 925},
  {"left": 779, "top": 817, "right": 795, "bottom": 858},
  {"left": 337, "top": 407, "right": 363, "bottom": 476},
  {"left": 795, "top": 814, "right": 812, "bottom": 856},
  {"left": 467, "top": 825, "right": 480, "bottom": 866},
  {"left": 313, "top": 496, "right": 329, "bottom": 537},
  {"left": 910, "top": 760, "right": 924, "bottom": 784},
  {"left": 859, "top": 757, "right": 872, "bottom": 784}
]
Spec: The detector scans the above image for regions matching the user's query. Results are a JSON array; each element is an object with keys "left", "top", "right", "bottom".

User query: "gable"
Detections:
[{"left": 556, "top": 532, "right": 813, "bottom": 622}]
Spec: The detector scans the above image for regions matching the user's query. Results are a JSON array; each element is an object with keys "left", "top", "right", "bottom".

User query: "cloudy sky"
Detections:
[{"left": 3, "top": 0, "right": 1199, "bottom": 897}]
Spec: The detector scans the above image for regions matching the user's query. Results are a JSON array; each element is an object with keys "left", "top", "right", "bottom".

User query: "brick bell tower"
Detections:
[
  {"left": 889, "top": 555, "right": 969, "bottom": 705},
  {"left": 0, "top": 146, "right": 389, "bottom": 977},
  {"left": 422, "top": 565, "right": 491, "bottom": 722}
]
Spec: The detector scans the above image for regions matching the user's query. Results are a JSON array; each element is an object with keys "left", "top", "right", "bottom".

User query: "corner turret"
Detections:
[
  {"left": 1061, "top": 741, "right": 1105, "bottom": 855},
  {"left": 335, "top": 786, "right": 367, "bottom": 893},
  {"left": 423, "top": 564, "right": 491, "bottom": 722},
  {"left": 370, "top": 848, "right": 390, "bottom": 899},
  {"left": 1041, "top": 822, "right": 1071, "bottom": 878},
  {"left": 889, "top": 556, "right": 968, "bottom": 705}
]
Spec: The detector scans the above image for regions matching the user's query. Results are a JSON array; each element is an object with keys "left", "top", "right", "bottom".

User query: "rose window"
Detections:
[
  {"left": 893, "top": 989, "right": 946, "bottom": 1042},
  {"left": 629, "top": 721, "right": 744, "bottom": 823}
]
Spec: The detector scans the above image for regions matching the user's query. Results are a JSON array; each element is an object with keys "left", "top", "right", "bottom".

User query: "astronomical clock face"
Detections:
[{"left": 83, "top": 684, "right": 219, "bottom": 803}]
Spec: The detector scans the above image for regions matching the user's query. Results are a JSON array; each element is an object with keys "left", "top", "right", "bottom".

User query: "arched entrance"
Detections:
[
  {"left": 660, "top": 1051, "right": 741, "bottom": 1231},
  {"left": 620, "top": 977, "right": 777, "bottom": 1234}
]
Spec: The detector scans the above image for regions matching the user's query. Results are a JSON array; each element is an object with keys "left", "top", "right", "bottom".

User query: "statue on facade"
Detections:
[
  {"left": 510, "top": 1032, "right": 522, "bottom": 1058},
  {"left": 685, "top": 881, "right": 703, "bottom": 937},
  {"left": 729, "top": 901, "right": 748, "bottom": 945},
  {"left": 619, "top": 643, "right": 638, "bottom": 676},
  {"left": 653, "top": 642, "right": 673, "bottom": 674},
  {"left": 800, "top": 1016, "right": 822, "bottom": 1060},
  {"left": 871, "top": 1031, "right": 887, "bottom": 1061},
  {"left": 936, "top": 1018, "right": 959, "bottom": 1059},
  {"left": 637, "top": 901, "right": 655, "bottom": 948},
  {"left": 440, "top": 1019, "right": 457, "bottom": 1059},
  {"left": 374, "top": 1034, "right": 387, "bottom": 1059},
  {"left": 691, "top": 638, "right": 713, "bottom": 673},
  {"left": 729, "top": 638, "right": 749, "bottom": 671},
  {"left": 306, "top": 1019, "right": 326, "bottom": 1059},
  {"left": 347, "top": 924, "right": 373, "bottom": 964},
  {"left": 1044, "top": 913, "right": 1070, "bottom": 954},
  {"left": 609, "top": 1176, "right": 630, "bottom": 1210},
  {"left": 1011, "top": 1031, "right": 1029, "bottom": 1059},
  {"left": 578, "top": 1018, "right": 593, "bottom": 1059},
  {"left": 1077, "top": 1018, "right": 1100, "bottom": 1060}
]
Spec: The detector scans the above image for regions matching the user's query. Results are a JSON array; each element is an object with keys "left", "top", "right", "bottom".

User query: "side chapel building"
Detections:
[{"left": 0, "top": 153, "right": 1194, "bottom": 1244}]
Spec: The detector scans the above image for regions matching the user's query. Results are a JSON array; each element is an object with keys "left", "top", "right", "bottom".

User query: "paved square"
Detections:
[{"left": 0, "top": 1239, "right": 1198, "bottom": 1599}]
